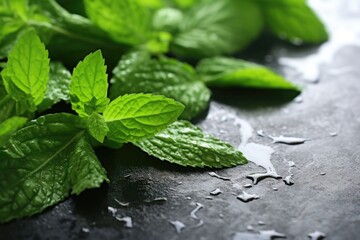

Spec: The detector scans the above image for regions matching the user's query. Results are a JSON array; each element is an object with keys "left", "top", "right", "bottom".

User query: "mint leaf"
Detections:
[
  {"left": 83, "top": 0, "right": 150, "bottom": 46},
  {"left": 87, "top": 113, "right": 108, "bottom": 143},
  {"left": 110, "top": 53, "right": 211, "bottom": 120},
  {"left": 258, "top": 0, "right": 328, "bottom": 43},
  {"left": 0, "top": 113, "right": 108, "bottom": 223},
  {"left": 1, "top": 29, "right": 50, "bottom": 106},
  {"left": 70, "top": 50, "right": 109, "bottom": 117},
  {"left": 134, "top": 121, "right": 247, "bottom": 168},
  {"left": 171, "top": 0, "right": 263, "bottom": 58},
  {"left": 0, "top": 116, "right": 27, "bottom": 146},
  {"left": 0, "top": 80, "right": 16, "bottom": 123},
  {"left": 197, "top": 57, "right": 300, "bottom": 91},
  {"left": 38, "top": 62, "right": 71, "bottom": 111},
  {"left": 103, "top": 94, "right": 184, "bottom": 143}
]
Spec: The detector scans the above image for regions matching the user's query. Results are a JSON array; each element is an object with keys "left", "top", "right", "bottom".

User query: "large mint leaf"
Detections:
[
  {"left": 38, "top": 62, "right": 71, "bottom": 111},
  {"left": 258, "top": 0, "right": 328, "bottom": 43},
  {"left": 171, "top": 0, "right": 263, "bottom": 58},
  {"left": 83, "top": 0, "right": 150, "bottom": 46},
  {"left": 1, "top": 29, "right": 50, "bottom": 106},
  {"left": 0, "top": 116, "right": 27, "bottom": 146},
  {"left": 135, "top": 121, "right": 247, "bottom": 168},
  {"left": 70, "top": 50, "right": 109, "bottom": 117},
  {"left": 0, "top": 113, "right": 109, "bottom": 223},
  {"left": 103, "top": 94, "right": 184, "bottom": 143},
  {"left": 110, "top": 53, "right": 211, "bottom": 120},
  {"left": 197, "top": 57, "right": 300, "bottom": 92}
]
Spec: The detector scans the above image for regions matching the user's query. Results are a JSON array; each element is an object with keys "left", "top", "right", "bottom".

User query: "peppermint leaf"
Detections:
[
  {"left": 103, "top": 93, "right": 184, "bottom": 143},
  {"left": 1, "top": 29, "right": 50, "bottom": 106},
  {"left": 70, "top": 50, "right": 109, "bottom": 117},
  {"left": 83, "top": 0, "right": 150, "bottom": 45},
  {"left": 0, "top": 113, "right": 108, "bottom": 223},
  {"left": 197, "top": 57, "right": 300, "bottom": 91},
  {"left": 171, "top": 0, "right": 263, "bottom": 58},
  {"left": 258, "top": 0, "right": 328, "bottom": 43},
  {"left": 135, "top": 121, "right": 247, "bottom": 168},
  {"left": 110, "top": 52, "right": 211, "bottom": 120}
]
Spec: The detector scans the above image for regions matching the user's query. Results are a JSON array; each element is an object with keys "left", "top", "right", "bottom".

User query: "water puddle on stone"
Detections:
[{"left": 208, "top": 109, "right": 282, "bottom": 184}]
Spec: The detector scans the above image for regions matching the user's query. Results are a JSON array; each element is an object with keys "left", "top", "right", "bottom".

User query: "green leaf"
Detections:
[
  {"left": 110, "top": 53, "right": 211, "bottom": 120},
  {"left": 0, "top": 113, "right": 108, "bottom": 223},
  {"left": 38, "top": 62, "right": 71, "bottom": 111},
  {"left": 1, "top": 29, "right": 50, "bottom": 106},
  {"left": 0, "top": 116, "right": 27, "bottom": 146},
  {"left": 171, "top": 0, "right": 263, "bottom": 58},
  {"left": 197, "top": 57, "right": 300, "bottom": 91},
  {"left": 134, "top": 121, "right": 248, "bottom": 168},
  {"left": 70, "top": 50, "right": 109, "bottom": 117},
  {"left": 103, "top": 93, "right": 184, "bottom": 143},
  {"left": 258, "top": 0, "right": 328, "bottom": 43},
  {"left": 152, "top": 8, "right": 183, "bottom": 33},
  {"left": 0, "top": 80, "right": 16, "bottom": 123},
  {"left": 87, "top": 113, "right": 108, "bottom": 143},
  {"left": 83, "top": 0, "right": 150, "bottom": 46}
]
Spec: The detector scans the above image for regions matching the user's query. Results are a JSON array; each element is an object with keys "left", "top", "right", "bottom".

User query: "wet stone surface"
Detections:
[{"left": 1, "top": 0, "right": 360, "bottom": 239}]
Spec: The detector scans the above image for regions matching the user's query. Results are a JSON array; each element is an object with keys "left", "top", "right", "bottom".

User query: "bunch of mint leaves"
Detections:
[{"left": 0, "top": 0, "right": 328, "bottom": 223}]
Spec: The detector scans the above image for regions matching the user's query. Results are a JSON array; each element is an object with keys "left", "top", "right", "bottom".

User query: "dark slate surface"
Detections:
[{"left": 1, "top": 0, "right": 360, "bottom": 239}]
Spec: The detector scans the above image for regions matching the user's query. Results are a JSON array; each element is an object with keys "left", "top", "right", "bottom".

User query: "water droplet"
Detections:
[
  {"left": 288, "top": 161, "right": 296, "bottom": 167},
  {"left": 258, "top": 221, "right": 266, "bottom": 226},
  {"left": 169, "top": 220, "right": 185, "bottom": 234},
  {"left": 123, "top": 174, "right": 131, "bottom": 178},
  {"left": 269, "top": 135, "right": 308, "bottom": 145},
  {"left": 190, "top": 202, "right": 203, "bottom": 220},
  {"left": 273, "top": 187, "right": 278, "bottom": 191},
  {"left": 308, "top": 230, "right": 326, "bottom": 240},
  {"left": 244, "top": 184, "right": 253, "bottom": 188},
  {"left": 185, "top": 196, "right": 192, "bottom": 200},
  {"left": 237, "top": 191, "right": 259, "bottom": 202},
  {"left": 115, "top": 216, "right": 133, "bottom": 228},
  {"left": 108, "top": 206, "right": 118, "bottom": 216},
  {"left": 294, "top": 95, "right": 303, "bottom": 103},
  {"left": 210, "top": 188, "right": 222, "bottom": 196},
  {"left": 208, "top": 172, "right": 231, "bottom": 181},
  {"left": 247, "top": 225, "right": 254, "bottom": 231},
  {"left": 320, "top": 172, "right": 326, "bottom": 176},
  {"left": 329, "top": 132, "right": 338, "bottom": 137},
  {"left": 256, "top": 130, "right": 265, "bottom": 137},
  {"left": 259, "top": 230, "right": 286, "bottom": 238},
  {"left": 283, "top": 175, "right": 294, "bottom": 185},
  {"left": 206, "top": 196, "right": 213, "bottom": 200},
  {"left": 114, "top": 199, "right": 130, "bottom": 207},
  {"left": 82, "top": 227, "right": 90, "bottom": 233},
  {"left": 233, "top": 229, "right": 286, "bottom": 240}
]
